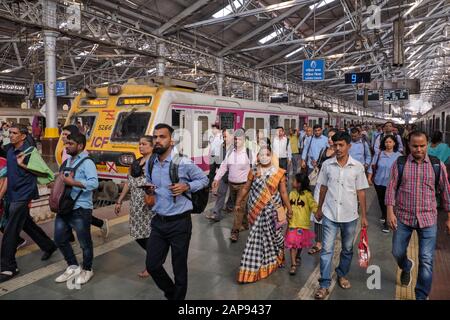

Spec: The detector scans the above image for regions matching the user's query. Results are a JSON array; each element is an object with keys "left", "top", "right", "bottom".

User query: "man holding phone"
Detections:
[{"left": 145, "top": 123, "right": 208, "bottom": 300}]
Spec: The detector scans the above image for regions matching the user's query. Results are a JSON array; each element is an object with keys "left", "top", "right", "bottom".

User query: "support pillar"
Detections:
[
  {"left": 41, "top": 0, "right": 59, "bottom": 163},
  {"left": 156, "top": 42, "right": 166, "bottom": 77},
  {"left": 253, "top": 71, "right": 260, "bottom": 101}
]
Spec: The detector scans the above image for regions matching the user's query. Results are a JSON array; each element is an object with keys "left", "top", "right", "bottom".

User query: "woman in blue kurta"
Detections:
[
  {"left": 368, "top": 135, "right": 402, "bottom": 233},
  {"left": 428, "top": 131, "right": 450, "bottom": 164}
]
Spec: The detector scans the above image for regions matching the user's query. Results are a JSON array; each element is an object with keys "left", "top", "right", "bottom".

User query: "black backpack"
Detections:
[
  {"left": 57, "top": 157, "right": 95, "bottom": 216},
  {"left": 148, "top": 153, "right": 209, "bottom": 214},
  {"left": 396, "top": 155, "right": 441, "bottom": 193}
]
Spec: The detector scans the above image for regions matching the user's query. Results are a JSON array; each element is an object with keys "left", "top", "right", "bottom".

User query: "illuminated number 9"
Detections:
[{"left": 352, "top": 74, "right": 357, "bottom": 83}]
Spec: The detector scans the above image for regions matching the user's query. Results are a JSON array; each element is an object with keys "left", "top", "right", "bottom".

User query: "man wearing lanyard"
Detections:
[
  {"left": 207, "top": 124, "right": 223, "bottom": 188},
  {"left": 145, "top": 123, "right": 208, "bottom": 300}
]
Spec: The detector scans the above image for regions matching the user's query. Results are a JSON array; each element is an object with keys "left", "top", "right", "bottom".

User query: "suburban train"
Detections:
[
  {"left": 415, "top": 101, "right": 450, "bottom": 143},
  {"left": 56, "top": 77, "right": 384, "bottom": 198}
]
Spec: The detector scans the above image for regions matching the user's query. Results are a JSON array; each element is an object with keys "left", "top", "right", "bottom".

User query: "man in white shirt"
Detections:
[
  {"left": 272, "top": 127, "right": 291, "bottom": 174},
  {"left": 208, "top": 124, "right": 223, "bottom": 188},
  {"left": 313, "top": 131, "right": 369, "bottom": 300}
]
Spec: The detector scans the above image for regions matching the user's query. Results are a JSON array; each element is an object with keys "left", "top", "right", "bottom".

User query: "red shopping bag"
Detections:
[{"left": 358, "top": 227, "right": 370, "bottom": 268}]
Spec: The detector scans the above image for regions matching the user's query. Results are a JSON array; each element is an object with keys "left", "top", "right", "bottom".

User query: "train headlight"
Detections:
[
  {"left": 108, "top": 84, "right": 122, "bottom": 95},
  {"left": 119, "top": 154, "right": 135, "bottom": 166}
]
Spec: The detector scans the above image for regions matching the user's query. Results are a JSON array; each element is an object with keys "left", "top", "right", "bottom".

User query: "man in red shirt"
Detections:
[{"left": 386, "top": 131, "right": 450, "bottom": 300}]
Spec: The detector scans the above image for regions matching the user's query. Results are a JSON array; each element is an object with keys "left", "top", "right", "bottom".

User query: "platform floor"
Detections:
[{"left": 0, "top": 187, "right": 448, "bottom": 300}]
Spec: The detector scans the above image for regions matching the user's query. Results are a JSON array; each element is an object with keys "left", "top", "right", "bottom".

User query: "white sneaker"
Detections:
[
  {"left": 55, "top": 265, "right": 80, "bottom": 283},
  {"left": 101, "top": 219, "right": 109, "bottom": 238},
  {"left": 75, "top": 269, "right": 94, "bottom": 285}
]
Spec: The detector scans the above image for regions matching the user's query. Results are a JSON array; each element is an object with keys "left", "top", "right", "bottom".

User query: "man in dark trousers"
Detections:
[
  {"left": 145, "top": 123, "right": 208, "bottom": 300},
  {"left": 0, "top": 124, "right": 57, "bottom": 282}
]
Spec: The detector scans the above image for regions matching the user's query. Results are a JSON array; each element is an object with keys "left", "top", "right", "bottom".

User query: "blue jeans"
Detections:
[
  {"left": 54, "top": 208, "right": 93, "bottom": 270},
  {"left": 392, "top": 221, "right": 437, "bottom": 300},
  {"left": 319, "top": 216, "right": 358, "bottom": 289}
]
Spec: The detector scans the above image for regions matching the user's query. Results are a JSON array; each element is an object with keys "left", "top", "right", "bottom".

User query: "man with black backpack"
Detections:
[
  {"left": 53, "top": 133, "right": 98, "bottom": 286},
  {"left": 145, "top": 123, "right": 208, "bottom": 300},
  {"left": 385, "top": 131, "right": 450, "bottom": 300}
]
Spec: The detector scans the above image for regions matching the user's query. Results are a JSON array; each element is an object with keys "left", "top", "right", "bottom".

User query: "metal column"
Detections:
[
  {"left": 253, "top": 71, "right": 260, "bottom": 101},
  {"left": 156, "top": 42, "right": 166, "bottom": 77},
  {"left": 41, "top": 0, "right": 59, "bottom": 163}
]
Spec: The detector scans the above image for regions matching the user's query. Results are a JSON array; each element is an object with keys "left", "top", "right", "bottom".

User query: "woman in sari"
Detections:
[{"left": 234, "top": 146, "right": 292, "bottom": 283}]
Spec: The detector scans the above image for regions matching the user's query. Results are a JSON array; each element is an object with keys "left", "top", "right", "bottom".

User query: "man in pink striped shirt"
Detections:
[
  {"left": 385, "top": 131, "right": 450, "bottom": 300},
  {"left": 212, "top": 129, "right": 255, "bottom": 242}
]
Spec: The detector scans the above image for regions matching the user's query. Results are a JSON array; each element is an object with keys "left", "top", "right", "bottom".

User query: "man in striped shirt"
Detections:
[{"left": 385, "top": 131, "right": 450, "bottom": 300}]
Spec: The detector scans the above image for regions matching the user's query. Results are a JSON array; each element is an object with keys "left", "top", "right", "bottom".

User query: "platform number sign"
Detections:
[
  {"left": 34, "top": 83, "right": 45, "bottom": 98},
  {"left": 345, "top": 72, "right": 371, "bottom": 84}
]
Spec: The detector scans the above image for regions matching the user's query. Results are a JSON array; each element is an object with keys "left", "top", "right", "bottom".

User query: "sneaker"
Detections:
[
  {"left": 400, "top": 258, "right": 414, "bottom": 287},
  {"left": 55, "top": 265, "right": 81, "bottom": 283},
  {"left": 382, "top": 225, "right": 390, "bottom": 233},
  {"left": 17, "top": 238, "right": 27, "bottom": 249},
  {"left": 75, "top": 269, "right": 94, "bottom": 285},
  {"left": 101, "top": 219, "right": 109, "bottom": 238},
  {"left": 0, "top": 268, "right": 19, "bottom": 283},
  {"left": 380, "top": 218, "right": 386, "bottom": 223}
]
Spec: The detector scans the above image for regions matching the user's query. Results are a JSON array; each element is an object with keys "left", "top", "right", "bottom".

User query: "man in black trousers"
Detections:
[
  {"left": 0, "top": 124, "right": 57, "bottom": 282},
  {"left": 145, "top": 123, "right": 208, "bottom": 300}
]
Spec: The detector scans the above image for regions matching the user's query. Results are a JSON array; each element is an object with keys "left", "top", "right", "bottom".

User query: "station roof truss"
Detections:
[{"left": 0, "top": 0, "right": 448, "bottom": 114}]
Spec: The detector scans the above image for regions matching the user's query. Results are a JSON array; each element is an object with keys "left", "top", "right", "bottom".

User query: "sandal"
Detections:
[
  {"left": 308, "top": 246, "right": 321, "bottom": 255},
  {"left": 338, "top": 276, "right": 352, "bottom": 289},
  {"left": 289, "top": 265, "right": 297, "bottom": 276},
  {"left": 314, "top": 287, "right": 329, "bottom": 300}
]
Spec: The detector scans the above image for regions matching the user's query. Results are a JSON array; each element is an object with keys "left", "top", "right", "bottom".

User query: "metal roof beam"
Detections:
[
  {"left": 183, "top": 0, "right": 316, "bottom": 29},
  {"left": 217, "top": 4, "right": 304, "bottom": 56},
  {"left": 156, "top": 0, "right": 212, "bottom": 35}
]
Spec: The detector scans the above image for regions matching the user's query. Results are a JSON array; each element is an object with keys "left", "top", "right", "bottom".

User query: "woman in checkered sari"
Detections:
[{"left": 235, "top": 147, "right": 292, "bottom": 283}]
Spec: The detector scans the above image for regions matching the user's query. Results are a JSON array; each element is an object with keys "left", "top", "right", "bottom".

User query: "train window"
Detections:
[
  {"left": 446, "top": 115, "right": 450, "bottom": 132},
  {"left": 284, "top": 119, "right": 290, "bottom": 130},
  {"left": 318, "top": 118, "right": 323, "bottom": 126},
  {"left": 71, "top": 115, "right": 96, "bottom": 140},
  {"left": 245, "top": 117, "right": 255, "bottom": 130},
  {"left": 435, "top": 117, "right": 440, "bottom": 130},
  {"left": 291, "top": 119, "right": 296, "bottom": 130},
  {"left": 308, "top": 120, "right": 313, "bottom": 127},
  {"left": 256, "top": 118, "right": 264, "bottom": 131},
  {"left": 111, "top": 112, "right": 151, "bottom": 142},
  {"left": 270, "top": 115, "right": 279, "bottom": 130},
  {"left": 19, "top": 118, "right": 30, "bottom": 125},
  {"left": 197, "top": 116, "right": 209, "bottom": 149},
  {"left": 6, "top": 118, "right": 17, "bottom": 124},
  {"left": 172, "top": 110, "right": 180, "bottom": 127},
  {"left": 299, "top": 117, "right": 306, "bottom": 128},
  {"left": 441, "top": 112, "right": 445, "bottom": 132}
]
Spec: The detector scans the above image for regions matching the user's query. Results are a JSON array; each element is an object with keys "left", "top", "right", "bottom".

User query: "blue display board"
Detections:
[
  {"left": 303, "top": 59, "right": 325, "bottom": 81},
  {"left": 56, "top": 80, "right": 67, "bottom": 96},
  {"left": 34, "top": 83, "right": 44, "bottom": 98}
]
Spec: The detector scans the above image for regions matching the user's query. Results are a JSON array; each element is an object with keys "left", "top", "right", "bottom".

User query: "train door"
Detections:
[
  {"left": 446, "top": 114, "right": 450, "bottom": 143},
  {"left": 299, "top": 116, "right": 307, "bottom": 130},
  {"left": 192, "top": 109, "right": 216, "bottom": 171},
  {"left": 441, "top": 112, "right": 445, "bottom": 132},
  {"left": 219, "top": 111, "right": 238, "bottom": 130},
  {"left": 270, "top": 115, "right": 279, "bottom": 137},
  {"left": 171, "top": 108, "right": 187, "bottom": 154}
]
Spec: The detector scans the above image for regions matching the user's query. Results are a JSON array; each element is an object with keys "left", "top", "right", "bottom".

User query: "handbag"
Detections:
[
  {"left": 358, "top": 227, "right": 370, "bottom": 268},
  {"left": 22, "top": 146, "right": 55, "bottom": 185},
  {"left": 308, "top": 167, "right": 320, "bottom": 186}
]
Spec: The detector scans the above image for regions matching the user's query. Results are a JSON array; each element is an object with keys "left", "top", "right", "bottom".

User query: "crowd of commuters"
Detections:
[{"left": 0, "top": 118, "right": 448, "bottom": 301}]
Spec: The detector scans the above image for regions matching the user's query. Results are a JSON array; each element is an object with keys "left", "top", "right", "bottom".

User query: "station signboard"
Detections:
[
  {"left": 383, "top": 89, "right": 409, "bottom": 101},
  {"left": 303, "top": 59, "right": 325, "bottom": 81}
]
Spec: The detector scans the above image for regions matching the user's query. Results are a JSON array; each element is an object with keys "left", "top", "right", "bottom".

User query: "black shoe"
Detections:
[
  {"left": 0, "top": 269, "right": 19, "bottom": 283},
  {"left": 400, "top": 258, "right": 414, "bottom": 286},
  {"left": 41, "top": 247, "right": 57, "bottom": 261},
  {"left": 69, "top": 233, "right": 75, "bottom": 243}
]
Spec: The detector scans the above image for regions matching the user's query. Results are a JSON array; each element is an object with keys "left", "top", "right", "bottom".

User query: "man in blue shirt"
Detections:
[
  {"left": 0, "top": 124, "right": 57, "bottom": 283},
  {"left": 145, "top": 123, "right": 208, "bottom": 300},
  {"left": 349, "top": 128, "right": 372, "bottom": 171},
  {"left": 53, "top": 133, "right": 99, "bottom": 286},
  {"left": 301, "top": 124, "right": 329, "bottom": 175}
]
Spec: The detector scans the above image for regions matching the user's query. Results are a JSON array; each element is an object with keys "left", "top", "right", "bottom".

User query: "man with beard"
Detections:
[{"left": 145, "top": 123, "right": 208, "bottom": 300}]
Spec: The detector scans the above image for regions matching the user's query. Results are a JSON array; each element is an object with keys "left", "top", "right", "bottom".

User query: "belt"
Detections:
[
  {"left": 229, "top": 181, "right": 246, "bottom": 185},
  {"left": 154, "top": 211, "right": 192, "bottom": 222}
]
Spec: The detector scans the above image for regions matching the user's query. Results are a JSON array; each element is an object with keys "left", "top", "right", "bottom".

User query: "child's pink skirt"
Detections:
[{"left": 285, "top": 228, "right": 315, "bottom": 249}]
